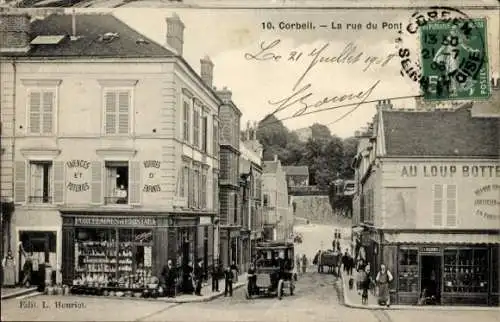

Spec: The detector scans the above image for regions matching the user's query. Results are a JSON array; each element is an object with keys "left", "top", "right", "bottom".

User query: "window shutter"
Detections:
[
  {"left": 42, "top": 91, "right": 54, "bottom": 134},
  {"left": 29, "top": 91, "right": 41, "bottom": 134},
  {"left": 177, "top": 167, "right": 183, "bottom": 198},
  {"left": 188, "top": 167, "right": 194, "bottom": 207},
  {"left": 433, "top": 184, "right": 443, "bottom": 226},
  {"left": 446, "top": 184, "right": 457, "bottom": 227},
  {"left": 118, "top": 91, "right": 130, "bottom": 134},
  {"left": 105, "top": 92, "right": 117, "bottom": 134},
  {"left": 129, "top": 161, "right": 141, "bottom": 205},
  {"left": 52, "top": 161, "right": 65, "bottom": 204},
  {"left": 14, "top": 161, "right": 26, "bottom": 203},
  {"left": 91, "top": 161, "right": 103, "bottom": 204}
]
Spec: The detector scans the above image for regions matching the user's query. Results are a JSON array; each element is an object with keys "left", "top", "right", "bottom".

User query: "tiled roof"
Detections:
[
  {"left": 263, "top": 161, "right": 278, "bottom": 173},
  {"left": 283, "top": 166, "right": 309, "bottom": 176},
  {"left": 382, "top": 105, "right": 499, "bottom": 157},
  {"left": 27, "top": 14, "right": 175, "bottom": 58}
]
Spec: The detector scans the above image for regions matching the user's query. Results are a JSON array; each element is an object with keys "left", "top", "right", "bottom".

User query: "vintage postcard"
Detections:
[{"left": 0, "top": 0, "right": 499, "bottom": 321}]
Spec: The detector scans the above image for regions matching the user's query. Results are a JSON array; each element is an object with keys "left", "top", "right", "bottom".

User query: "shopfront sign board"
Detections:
[
  {"left": 421, "top": 246, "right": 441, "bottom": 254},
  {"left": 74, "top": 216, "right": 157, "bottom": 227}
]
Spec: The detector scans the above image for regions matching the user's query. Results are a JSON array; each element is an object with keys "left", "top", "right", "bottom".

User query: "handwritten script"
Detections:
[{"left": 245, "top": 39, "right": 394, "bottom": 120}]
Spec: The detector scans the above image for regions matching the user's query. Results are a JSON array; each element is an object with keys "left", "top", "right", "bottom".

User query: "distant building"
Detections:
[
  {"left": 283, "top": 166, "right": 309, "bottom": 188},
  {"left": 217, "top": 87, "right": 242, "bottom": 268},
  {"left": 262, "top": 156, "right": 292, "bottom": 241},
  {"left": 293, "top": 127, "right": 312, "bottom": 142},
  {"left": 352, "top": 88, "right": 499, "bottom": 306}
]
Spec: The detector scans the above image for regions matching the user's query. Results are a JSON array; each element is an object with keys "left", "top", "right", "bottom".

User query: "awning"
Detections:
[{"left": 384, "top": 232, "right": 500, "bottom": 245}]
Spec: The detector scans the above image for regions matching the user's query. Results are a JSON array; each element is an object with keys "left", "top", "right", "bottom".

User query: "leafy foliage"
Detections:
[{"left": 255, "top": 117, "right": 359, "bottom": 216}]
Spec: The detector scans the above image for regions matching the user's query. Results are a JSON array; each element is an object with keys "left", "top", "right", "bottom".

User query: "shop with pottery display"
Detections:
[{"left": 61, "top": 214, "right": 165, "bottom": 298}]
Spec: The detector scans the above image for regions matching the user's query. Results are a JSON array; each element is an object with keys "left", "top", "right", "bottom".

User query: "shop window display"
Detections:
[
  {"left": 398, "top": 248, "right": 419, "bottom": 293},
  {"left": 72, "top": 228, "right": 156, "bottom": 297},
  {"left": 443, "top": 248, "right": 488, "bottom": 293}
]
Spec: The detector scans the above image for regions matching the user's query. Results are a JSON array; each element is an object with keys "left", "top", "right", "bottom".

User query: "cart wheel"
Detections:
[
  {"left": 290, "top": 283, "right": 294, "bottom": 296},
  {"left": 277, "top": 280, "right": 284, "bottom": 300}
]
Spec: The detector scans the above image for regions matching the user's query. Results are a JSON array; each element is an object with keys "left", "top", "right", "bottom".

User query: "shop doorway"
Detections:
[
  {"left": 18, "top": 231, "right": 57, "bottom": 287},
  {"left": 420, "top": 255, "right": 441, "bottom": 304}
]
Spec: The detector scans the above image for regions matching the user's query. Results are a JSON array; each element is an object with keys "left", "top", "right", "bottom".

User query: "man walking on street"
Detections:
[
  {"left": 230, "top": 261, "right": 239, "bottom": 283},
  {"left": 162, "top": 259, "right": 177, "bottom": 297},
  {"left": 194, "top": 260, "right": 204, "bottom": 296},
  {"left": 211, "top": 262, "right": 220, "bottom": 292},
  {"left": 224, "top": 266, "right": 234, "bottom": 297}
]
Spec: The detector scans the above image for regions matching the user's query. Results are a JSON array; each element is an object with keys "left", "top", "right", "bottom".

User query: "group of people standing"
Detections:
[
  {"left": 353, "top": 260, "right": 393, "bottom": 307},
  {"left": 295, "top": 254, "right": 308, "bottom": 274},
  {"left": 160, "top": 259, "right": 206, "bottom": 297}
]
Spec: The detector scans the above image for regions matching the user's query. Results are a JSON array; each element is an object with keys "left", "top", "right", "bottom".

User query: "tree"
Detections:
[
  {"left": 340, "top": 137, "right": 358, "bottom": 179},
  {"left": 310, "top": 123, "right": 332, "bottom": 142}
]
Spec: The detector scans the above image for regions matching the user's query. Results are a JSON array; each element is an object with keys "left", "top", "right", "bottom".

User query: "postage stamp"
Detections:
[{"left": 419, "top": 18, "right": 490, "bottom": 101}]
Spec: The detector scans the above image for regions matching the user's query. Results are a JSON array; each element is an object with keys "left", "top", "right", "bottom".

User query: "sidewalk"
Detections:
[
  {"left": 64, "top": 273, "right": 248, "bottom": 304},
  {"left": 1, "top": 286, "right": 38, "bottom": 300},
  {"left": 340, "top": 271, "right": 498, "bottom": 311}
]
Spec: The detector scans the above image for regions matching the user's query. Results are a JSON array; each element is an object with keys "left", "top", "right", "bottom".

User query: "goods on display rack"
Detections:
[
  {"left": 70, "top": 228, "right": 161, "bottom": 297},
  {"left": 443, "top": 248, "right": 488, "bottom": 294},
  {"left": 398, "top": 248, "right": 419, "bottom": 293}
]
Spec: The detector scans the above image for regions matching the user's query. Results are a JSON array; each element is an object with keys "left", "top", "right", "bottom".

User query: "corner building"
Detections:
[
  {"left": 352, "top": 93, "right": 500, "bottom": 307},
  {"left": 0, "top": 12, "right": 220, "bottom": 289}
]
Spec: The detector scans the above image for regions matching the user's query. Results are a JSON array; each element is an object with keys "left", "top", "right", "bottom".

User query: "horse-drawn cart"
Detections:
[
  {"left": 317, "top": 250, "right": 341, "bottom": 275},
  {"left": 245, "top": 241, "right": 295, "bottom": 300}
]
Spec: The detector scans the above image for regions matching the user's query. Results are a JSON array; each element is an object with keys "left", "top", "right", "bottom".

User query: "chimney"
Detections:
[
  {"left": 166, "top": 13, "right": 185, "bottom": 56},
  {"left": 217, "top": 86, "right": 232, "bottom": 104},
  {"left": 376, "top": 99, "right": 393, "bottom": 111},
  {"left": 274, "top": 154, "right": 278, "bottom": 162},
  {"left": 0, "top": 13, "right": 31, "bottom": 55},
  {"left": 253, "top": 121, "right": 258, "bottom": 140},
  {"left": 200, "top": 55, "right": 214, "bottom": 88},
  {"left": 71, "top": 10, "right": 76, "bottom": 38}
]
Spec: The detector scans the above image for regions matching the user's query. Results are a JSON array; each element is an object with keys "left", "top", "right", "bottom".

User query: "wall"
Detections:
[
  {"left": 381, "top": 159, "right": 500, "bottom": 229},
  {"left": 0, "top": 62, "right": 15, "bottom": 200},
  {"left": 291, "top": 195, "right": 334, "bottom": 224}
]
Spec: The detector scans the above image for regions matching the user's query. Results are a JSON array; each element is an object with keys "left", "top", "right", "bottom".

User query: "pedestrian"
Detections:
[
  {"left": 295, "top": 254, "right": 301, "bottom": 275},
  {"left": 230, "top": 261, "right": 239, "bottom": 283},
  {"left": 342, "top": 250, "right": 349, "bottom": 274},
  {"left": 224, "top": 266, "right": 234, "bottom": 297},
  {"left": 182, "top": 261, "right": 194, "bottom": 294},
  {"left": 361, "top": 265, "right": 373, "bottom": 305},
  {"left": 211, "top": 262, "right": 220, "bottom": 292},
  {"left": 194, "top": 260, "right": 204, "bottom": 296},
  {"left": 247, "top": 263, "right": 257, "bottom": 296},
  {"left": 2, "top": 250, "right": 16, "bottom": 287},
  {"left": 347, "top": 254, "right": 354, "bottom": 276},
  {"left": 161, "top": 259, "right": 177, "bottom": 297},
  {"left": 301, "top": 254, "right": 308, "bottom": 274},
  {"left": 376, "top": 264, "right": 393, "bottom": 307}
]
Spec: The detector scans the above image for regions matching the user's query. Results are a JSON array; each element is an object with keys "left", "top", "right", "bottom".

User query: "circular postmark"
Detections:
[{"left": 396, "top": 7, "right": 490, "bottom": 101}]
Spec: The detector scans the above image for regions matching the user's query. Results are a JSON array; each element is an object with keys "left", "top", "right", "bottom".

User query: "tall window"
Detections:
[
  {"left": 213, "top": 171, "right": 219, "bottom": 212},
  {"left": 201, "top": 170, "right": 207, "bottom": 208},
  {"left": 433, "top": 184, "right": 457, "bottom": 227},
  {"left": 193, "top": 107, "right": 200, "bottom": 148},
  {"left": 181, "top": 165, "right": 189, "bottom": 198},
  {"left": 104, "top": 161, "right": 129, "bottom": 204},
  {"left": 104, "top": 90, "right": 131, "bottom": 135},
  {"left": 193, "top": 168, "right": 200, "bottom": 208},
  {"left": 183, "top": 101, "right": 190, "bottom": 142},
  {"left": 201, "top": 116, "right": 208, "bottom": 153},
  {"left": 213, "top": 121, "right": 219, "bottom": 157},
  {"left": 28, "top": 90, "right": 55, "bottom": 134},
  {"left": 29, "top": 161, "right": 52, "bottom": 204},
  {"left": 233, "top": 193, "right": 238, "bottom": 225}
]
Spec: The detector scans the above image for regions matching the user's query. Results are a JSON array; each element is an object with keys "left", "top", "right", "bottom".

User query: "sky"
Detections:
[{"left": 71, "top": 5, "right": 499, "bottom": 138}]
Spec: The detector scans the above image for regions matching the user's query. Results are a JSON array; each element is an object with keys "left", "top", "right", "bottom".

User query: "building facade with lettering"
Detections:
[
  {"left": 216, "top": 87, "right": 243, "bottom": 268},
  {"left": 352, "top": 96, "right": 500, "bottom": 306},
  {"left": 0, "top": 12, "right": 221, "bottom": 289}
]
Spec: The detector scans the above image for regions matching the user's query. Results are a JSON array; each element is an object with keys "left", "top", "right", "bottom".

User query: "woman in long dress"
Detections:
[
  {"left": 2, "top": 251, "right": 16, "bottom": 287},
  {"left": 376, "top": 264, "right": 393, "bottom": 307}
]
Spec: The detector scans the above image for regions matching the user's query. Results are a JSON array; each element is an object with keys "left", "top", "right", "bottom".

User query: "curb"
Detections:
[
  {"left": 33, "top": 283, "right": 246, "bottom": 304},
  {"left": 1, "top": 287, "right": 39, "bottom": 301},
  {"left": 338, "top": 275, "right": 498, "bottom": 312}
]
